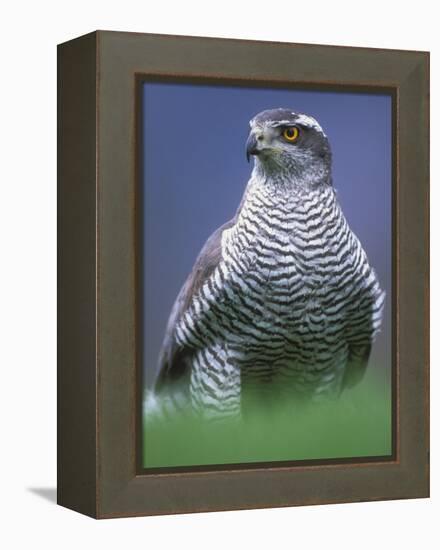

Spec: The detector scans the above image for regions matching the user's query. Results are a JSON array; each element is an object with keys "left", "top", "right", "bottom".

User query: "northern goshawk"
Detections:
[{"left": 151, "top": 108, "right": 385, "bottom": 419}]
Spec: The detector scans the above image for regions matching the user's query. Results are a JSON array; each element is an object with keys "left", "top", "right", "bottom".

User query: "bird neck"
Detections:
[
  {"left": 252, "top": 157, "right": 332, "bottom": 191},
  {"left": 247, "top": 168, "right": 332, "bottom": 203}
]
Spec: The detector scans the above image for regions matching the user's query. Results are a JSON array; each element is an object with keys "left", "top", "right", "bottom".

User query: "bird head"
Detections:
[{"left": 246, "top": 108, "right": 332, "bottom": 187}]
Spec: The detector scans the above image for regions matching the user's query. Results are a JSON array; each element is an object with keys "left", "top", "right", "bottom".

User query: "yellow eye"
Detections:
[{"left": 283, "top": 126, "right": 299, "bottom": 142}]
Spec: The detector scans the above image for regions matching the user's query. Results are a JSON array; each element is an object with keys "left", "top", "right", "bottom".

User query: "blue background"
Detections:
[{"left": 142, "top": 82, "right": 392, "bottom": 387}]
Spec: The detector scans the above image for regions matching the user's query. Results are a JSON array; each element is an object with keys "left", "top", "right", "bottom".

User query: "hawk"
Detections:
[{"left": 151, "top": 108, "right": 385, "bottom": 419}]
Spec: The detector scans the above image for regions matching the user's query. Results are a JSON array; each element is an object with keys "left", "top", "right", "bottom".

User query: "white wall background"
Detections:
[{"left": 0, "top": 0, "right": 437, "bottom": 547}]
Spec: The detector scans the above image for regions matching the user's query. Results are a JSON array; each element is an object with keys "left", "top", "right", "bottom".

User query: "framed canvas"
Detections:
[{"left": 57, "top": 30, "right": 429, "bottom": 518}]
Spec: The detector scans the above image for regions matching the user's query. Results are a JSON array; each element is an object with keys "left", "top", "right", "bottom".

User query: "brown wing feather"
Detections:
[
  {"left": 154, "top": 219, "right": 234, "bottom": 393},
  {"left": 154, "top": 187, "right": 249, "bottom": 393}
]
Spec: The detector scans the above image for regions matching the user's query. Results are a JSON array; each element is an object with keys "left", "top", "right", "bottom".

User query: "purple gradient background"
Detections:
[{"left": 141, "top": 82, "right": 392, "bottom": 388}]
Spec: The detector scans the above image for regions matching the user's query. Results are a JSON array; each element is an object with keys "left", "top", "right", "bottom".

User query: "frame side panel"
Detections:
[
  {"left": 396, "top": 55, "right": 430, "bottom": 495},
  {"left": 57, "top": 32, "right": 98, "bottom": 518}
]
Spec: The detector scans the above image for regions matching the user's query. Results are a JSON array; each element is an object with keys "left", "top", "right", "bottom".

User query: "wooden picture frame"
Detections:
[{"left": 57, "top": 30, "right": 429, "bottom": 518}]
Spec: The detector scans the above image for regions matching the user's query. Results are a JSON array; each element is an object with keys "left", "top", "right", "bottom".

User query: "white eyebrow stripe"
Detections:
[
  {"left": 294, "top": 113, "right": 326, "bottom": 136},
  {"left": 270, "top": 120, "right": 293, "bottom": 126},
  {"left": 250, "top": 119, "right": 296, "bottom": 130}
]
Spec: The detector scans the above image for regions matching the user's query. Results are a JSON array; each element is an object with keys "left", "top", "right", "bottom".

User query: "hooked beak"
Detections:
[{"left": 246, "top": 132, "right": 259, "bottom": 163}]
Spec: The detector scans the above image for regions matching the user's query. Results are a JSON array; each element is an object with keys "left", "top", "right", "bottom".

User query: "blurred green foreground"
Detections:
[{"left": 143, "top": 371, "right": 392, "bottom": 468}]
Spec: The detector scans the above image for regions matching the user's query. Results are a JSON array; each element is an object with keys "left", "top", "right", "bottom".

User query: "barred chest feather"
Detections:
[
  {"left": 221, "top": 183, "right": 345, "bottom": 339},
  {"left": 176, "top": 179, "right": 384, "bottom": 413}
]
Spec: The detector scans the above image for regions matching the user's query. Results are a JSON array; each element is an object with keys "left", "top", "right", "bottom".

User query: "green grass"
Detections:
[{"left": 143, "top": 372, "right": 392, "bottom": 469}]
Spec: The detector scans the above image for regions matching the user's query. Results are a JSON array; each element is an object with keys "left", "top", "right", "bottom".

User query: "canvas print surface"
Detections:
[{"left": 140, "top": 81, "right": 393, "bottom": 469}]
